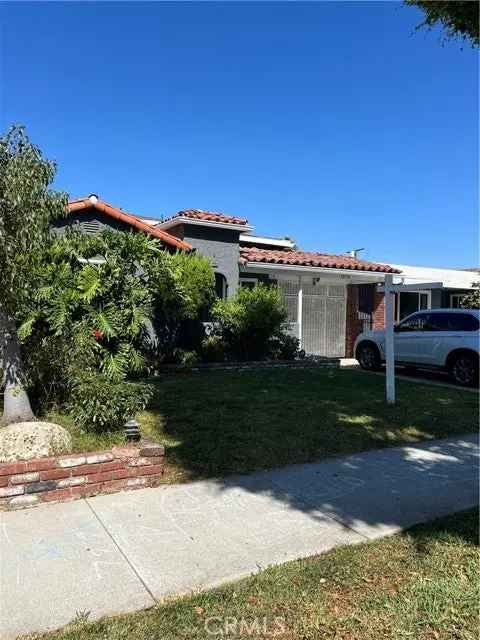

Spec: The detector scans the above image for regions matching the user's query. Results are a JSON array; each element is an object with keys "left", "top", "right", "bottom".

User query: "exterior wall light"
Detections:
[{"left": 124, "top": 419, "right": 141, "bottom": 442}]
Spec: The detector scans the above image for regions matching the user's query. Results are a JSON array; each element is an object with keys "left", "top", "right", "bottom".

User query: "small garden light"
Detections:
[{"left": 124, "top": 418, "right": 141, "bottom": 442}]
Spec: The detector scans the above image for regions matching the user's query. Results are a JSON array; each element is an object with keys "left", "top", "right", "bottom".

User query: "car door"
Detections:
[
  {"left": 393, "top": 312, "right": 427, "bottom": 363},
  {"left": 405, "top": 312, "right": 443, "bottom": 365}
]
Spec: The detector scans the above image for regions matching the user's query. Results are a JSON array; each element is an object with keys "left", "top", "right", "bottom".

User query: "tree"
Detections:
[
  {"left": 404, "top": 1, "right": 479, "bottom": 46},
  {"left": 0, "top": 126, "right": 67, "bottom": 425},
  {"left": 459, "top": 283, "right": 480, "bottom": 309}
]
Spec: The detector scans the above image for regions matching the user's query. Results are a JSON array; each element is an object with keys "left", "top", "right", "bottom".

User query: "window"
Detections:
[
  {"left": 447, "top": 313, "right": 479, "bottom": 332},
  {"left": 239, "top": 277, "right": 258, "bottom": 290},
  {"left": 401, "top": 312, "right": 479, "bottom": 332},
  {"left": 358, "top": 285, "right": 375, "bottom": 314},
  {"left": 395, "top": 312, "right": 428, "bottom": 332},
  {"left": 214, "top": 273, "right": 228, "bottom": 299},
  {"left": 450, "top": 294, "right": 464, "bottom": 308},
  {"left": 422, "top": 313, "right": 451, "bottom": 331},
  {"left": 396, "top": 291, "right": 430, "bottom": 321},
  {"left": 425, "top": 312, "right": 480, "bottom": 332}
]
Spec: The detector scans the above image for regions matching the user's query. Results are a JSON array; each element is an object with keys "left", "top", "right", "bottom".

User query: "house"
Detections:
[
  {"left": 59, "top": 195, "right": 479, "bottom": 358},
  {"left": 57, "top": 194, "right": 402, "bottom": 359},
  {"left": 148, "top": 207, "right": 405, "bottom": 359}
]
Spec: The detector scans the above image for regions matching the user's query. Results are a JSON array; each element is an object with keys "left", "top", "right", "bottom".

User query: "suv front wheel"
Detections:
[
  {"left": 449, "top": 352, "right": 479, "bottom": 388},
  {"left": 356, "top": 342, "right": 382, "bottom": 371}
]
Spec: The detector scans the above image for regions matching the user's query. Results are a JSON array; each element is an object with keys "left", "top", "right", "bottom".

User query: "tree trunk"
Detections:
[{"left": 0, "top": 306, "right": 34, "bottom": 426}]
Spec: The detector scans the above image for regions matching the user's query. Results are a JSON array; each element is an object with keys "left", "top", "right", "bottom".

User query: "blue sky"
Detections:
[{"left": 1, "top": 2, "right": 478, "bottom": 267}]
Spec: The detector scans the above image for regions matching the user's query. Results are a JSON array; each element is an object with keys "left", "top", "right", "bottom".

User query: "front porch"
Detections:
[{"left": 240, "top": 263, "right": 389, "bottom": 357}]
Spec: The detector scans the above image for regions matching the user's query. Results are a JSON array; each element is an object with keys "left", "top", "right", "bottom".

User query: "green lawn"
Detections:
[
  {"left": 51, "top": 368, "right": 478, "bottom": 482},
  {"left": 27, "top": 508, "right": 479, "bottom": 640}
]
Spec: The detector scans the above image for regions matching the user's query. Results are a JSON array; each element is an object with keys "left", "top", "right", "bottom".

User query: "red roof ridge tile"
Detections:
[
  {"left": 164, "top": 208, "right": 249, "bottom": 226},
  {"left": 67, "top": 197, "right": 192, "bottom": 251}
]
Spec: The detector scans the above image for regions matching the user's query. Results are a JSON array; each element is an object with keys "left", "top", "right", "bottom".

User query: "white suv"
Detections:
[{"left": 354, "top": 309, "right": 480, "bottom": 387}]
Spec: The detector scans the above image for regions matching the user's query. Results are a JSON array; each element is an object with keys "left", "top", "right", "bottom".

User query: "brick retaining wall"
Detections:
[{"left": 0, "top": 442, "right": 165, "bottom": 510}]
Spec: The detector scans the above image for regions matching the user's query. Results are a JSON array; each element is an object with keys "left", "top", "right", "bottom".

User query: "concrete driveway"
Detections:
[{"left": 1, "top": 434, "right": 478, "bottom": 639}]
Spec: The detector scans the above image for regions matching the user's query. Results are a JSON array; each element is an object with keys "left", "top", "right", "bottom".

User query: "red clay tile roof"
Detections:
[
  {"left": 168, "top": 209, "right": 249, "bottom": 226},
  {"left": 239, "top": 247, "right": 401, "bottom": 273},
  {"left": 67, "top": 198, "right": 192, "bottom": 251}
]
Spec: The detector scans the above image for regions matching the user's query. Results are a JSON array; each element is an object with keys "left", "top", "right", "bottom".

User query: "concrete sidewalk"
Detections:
[{"left": 1, "top": 434, "right": 478, "bottom": 639}]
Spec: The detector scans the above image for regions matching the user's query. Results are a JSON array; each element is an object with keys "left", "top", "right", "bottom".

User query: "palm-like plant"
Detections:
[
  {"left": 21, "top": 231, "right": 162, "bottom": 385},
  {"left": 19, "top": 229, "right": 215, "bottom": 430}
]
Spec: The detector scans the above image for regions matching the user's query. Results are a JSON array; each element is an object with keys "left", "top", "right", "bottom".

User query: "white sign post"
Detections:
[
  {"left": 384, "top": 274, "right": 395, "bottom": 404},
  {"left": 379, "top": 279, "right": 443, "bottom": 405}
]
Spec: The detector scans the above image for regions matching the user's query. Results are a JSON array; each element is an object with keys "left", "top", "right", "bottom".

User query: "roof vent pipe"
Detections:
[{"left": 347, "top": 248, "right": 365, "bottom": 259}]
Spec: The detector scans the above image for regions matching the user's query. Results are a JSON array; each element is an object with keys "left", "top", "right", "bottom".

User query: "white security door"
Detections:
[
  {"left": 301, "top": 284, "right": 346, "bottom": 357},
  {"left": 302, "top": 292, "right": 327, "bottom": 355}
]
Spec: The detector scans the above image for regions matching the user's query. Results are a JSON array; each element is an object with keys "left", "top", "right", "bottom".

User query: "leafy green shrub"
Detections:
[
  {"left": 168, "top": 251, "right": 215, "bottom": 318},
  {"left": 68, "top": 375, "right": 153, "bottom": 432},
  {"left": 200, "top": 334, "right": 226, "bottom": 363},
  {"left": 22, "top": 332, "right": 72, "bottom": 413},
  {"left": 21, "top": 231, "right": 157, "bottom": 377},
  {"left": 459, "top": 283, "right": 480, "bottom": 309},
  {"left": 212, "top": 284, "right": 287, "bottom": 360},
  {"left": 19, "top": 231, "right": 214, "bottom": 430},
  {"left": 151, "top": 251, "right": 214, "bottom": 358},
  {"left": 269, "top": 331, "right": 300, "bottom": 360},
  {"left": 173, "top": 349, "right": 199, "bottom": 368}
]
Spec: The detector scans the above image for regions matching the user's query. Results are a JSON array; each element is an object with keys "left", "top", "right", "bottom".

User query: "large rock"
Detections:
[{"left": 0, "top": 421, "right": 72, "bottom": 462}]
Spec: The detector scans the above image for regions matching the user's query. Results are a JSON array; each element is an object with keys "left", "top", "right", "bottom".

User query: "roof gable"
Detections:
[{"left": 67, "top": 197, "right": 192, "bottom": 251}]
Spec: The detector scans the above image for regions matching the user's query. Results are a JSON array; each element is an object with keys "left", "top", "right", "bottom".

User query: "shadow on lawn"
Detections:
[
  {"left": 406, "top": 506, "right": 479, "bottom": 552},
  {"left": 146, "top": 371, "right": 477, "bottom": 477},
  {"left": 142, "top": 369, "right": 479, "bottom": 539}
]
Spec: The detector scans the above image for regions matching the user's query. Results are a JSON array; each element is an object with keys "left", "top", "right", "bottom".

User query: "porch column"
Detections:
[{"left": 297, "top": 276, "right": 303, "bottom": 348}]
